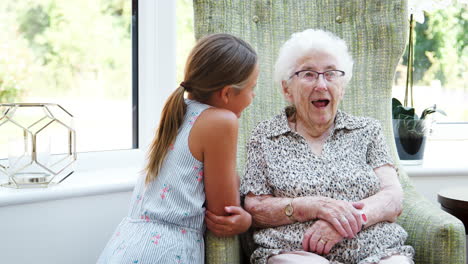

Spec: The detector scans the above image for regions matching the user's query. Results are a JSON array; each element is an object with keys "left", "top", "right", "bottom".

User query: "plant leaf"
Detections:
[
  {"left": 392, "top": 98, "right": 406, "bottom": 119},
  {"left": 420, "top": 104, "right": 447, "bottom": 119},
  {"left": 392, "top": 98, "right": 402, "bottom": 109},
  {"left": 393, "top": 105, "right": 416, "bottom": 120}
]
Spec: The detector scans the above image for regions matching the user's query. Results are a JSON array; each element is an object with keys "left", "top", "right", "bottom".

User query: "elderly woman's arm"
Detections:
[
  {"left": 359, "top": 164, "right": 403, "bottom": 227},
  {"left": 243, "top": 194, "right": 295, "bottom": 228},
  {"left": 244, "top": 193, "right": 363, "bottom": 238},
  {"left": 245, "top": 167, "right": 402, "bottom": 231}
]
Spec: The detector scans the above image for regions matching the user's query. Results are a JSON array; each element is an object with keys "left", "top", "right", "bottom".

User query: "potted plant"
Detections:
[{"left": 392, "top": 98, "right": 445, "bottom": 163}]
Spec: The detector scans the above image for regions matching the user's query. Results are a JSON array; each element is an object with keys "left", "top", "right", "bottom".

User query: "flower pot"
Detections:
[{"left": 392, "top": 119, "right": 429, "bottom": 165}]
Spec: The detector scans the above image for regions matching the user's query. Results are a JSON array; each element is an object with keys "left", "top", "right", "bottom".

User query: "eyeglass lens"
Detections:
[{"left": 299, "top": 70, "right": 342, "bottom": 82}]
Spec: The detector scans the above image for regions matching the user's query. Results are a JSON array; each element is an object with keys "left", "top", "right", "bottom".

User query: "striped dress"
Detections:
[{"left": 97, "top": 99, "right": 211, "bottom": 264}]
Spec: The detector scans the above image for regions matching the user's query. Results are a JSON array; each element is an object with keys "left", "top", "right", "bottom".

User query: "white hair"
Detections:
[{"left": 274, "top": 29, "right": 354, "bottom": 86}]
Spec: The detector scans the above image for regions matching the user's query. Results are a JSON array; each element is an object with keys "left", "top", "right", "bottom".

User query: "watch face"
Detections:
[{"left": 285, "top": 205, "right": 294, "bottom": 216}]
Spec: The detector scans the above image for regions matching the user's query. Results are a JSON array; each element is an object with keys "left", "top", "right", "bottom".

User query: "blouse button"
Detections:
[
  {"left": 335, "top": 15, "right": 343, "bottom": 24},
  {"left": 252, "top": 15, "right": 260, "bottom": 23}
]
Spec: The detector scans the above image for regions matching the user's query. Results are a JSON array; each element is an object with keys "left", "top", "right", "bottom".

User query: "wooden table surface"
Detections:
[{"left": 438, "top": 187, "right": 468, "bottom": 234}]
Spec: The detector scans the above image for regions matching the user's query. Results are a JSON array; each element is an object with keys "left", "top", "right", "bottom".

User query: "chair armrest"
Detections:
[
  {"left": 398, "top": 185, "right": 466, "bottom": 264},
  {"left": 205, "top": 231, "right": 242, "bottom": 264}
]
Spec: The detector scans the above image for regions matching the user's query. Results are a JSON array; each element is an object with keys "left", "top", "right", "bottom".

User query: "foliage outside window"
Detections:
[
  {"left": 176, "top": 0, "right": 196, "bottom": 84},
  {"left": 393, "top": 1, "right": 467, "bottom": 123},
  {"left": 0, "top": 0, "right": 133, "bottom": 152}
]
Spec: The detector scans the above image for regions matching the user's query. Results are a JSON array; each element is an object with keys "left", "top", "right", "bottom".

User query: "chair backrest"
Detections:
[{"left": 194, "top": 0, "right": 409, "bottom": 186}]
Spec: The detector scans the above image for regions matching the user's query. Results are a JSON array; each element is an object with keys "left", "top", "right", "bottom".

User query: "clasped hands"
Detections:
[{"left": 302, "top": 198, "right": 365, "bottom": 255}]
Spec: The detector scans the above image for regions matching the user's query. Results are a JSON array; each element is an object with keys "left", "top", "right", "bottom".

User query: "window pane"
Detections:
[
  {"left": 0, "top": 0, "right": 134, "bottom": 153},
  {"left": 176, "top": 0, "right": 195, "bottom": 84},
  {"left": 393, "top": 3, "right": 467, "bottom": 123}
]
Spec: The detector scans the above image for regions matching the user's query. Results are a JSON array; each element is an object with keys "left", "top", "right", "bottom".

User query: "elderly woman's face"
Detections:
[{"left": 283, "top": 51, "right": 345, "bottom": 127}]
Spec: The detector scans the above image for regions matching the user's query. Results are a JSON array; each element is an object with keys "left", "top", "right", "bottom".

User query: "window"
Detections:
[
  {"left": 176, "top": 0, "right": 195, "bottom": 84},
  {"left": 392, "top": 2, "right": 468, "bottom": 163},
  {"left": 0, "top": 0, "right": 136, "bottom": 153},
  {"left": 392, "top": 2, "right": 467, "bottom": 124}
]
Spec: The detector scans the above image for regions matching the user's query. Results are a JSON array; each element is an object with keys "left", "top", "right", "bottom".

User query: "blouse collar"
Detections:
[{"left": 266, "top": 108, "right": 368, "bottom": 138}]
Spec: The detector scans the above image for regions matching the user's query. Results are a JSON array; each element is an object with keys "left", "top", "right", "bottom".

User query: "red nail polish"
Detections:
[{"left": 362, "top": 213, "right": 367, "bottom": 223}]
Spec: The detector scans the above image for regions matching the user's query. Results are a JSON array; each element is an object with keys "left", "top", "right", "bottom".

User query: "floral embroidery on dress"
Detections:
[
  {"left": 150, "top": 232, "right": 161, "bottom": 244},
  {"left": 181, "top": 228, "right": 187, "bottom": 234},
  {"left": 114, "top": 242, "right": 126, "bottom": 254},
  {"left": 160, "top": 184, "right": 171, "bottom": 199},
  {"left": 188, "top": 112, "right": 200, "bottom": 125},
  {"left": 135, "top": 194, "right": 142, "bottom": 203},
  {"left": 176, "top": 255, "right": 183, "bottom": 264},
  {"left": 193, "top": 166, "right": 203, "bottom": 182},
  {"left": 110, "top": 231, "right": 121, "bottom": 242},
  {"left": 141, "top": 211, "right": 150, "bottom": 222}
]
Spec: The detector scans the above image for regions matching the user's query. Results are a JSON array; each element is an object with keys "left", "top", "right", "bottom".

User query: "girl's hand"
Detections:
[
  {"left": 302, "top": 219, "right": 344, "bottom": 255},
  {"left": 314, "top": 198, "right": 364, "bottom": 238},
  {"left": 205, "top": 206, "right": 252, "bottom": 237}
]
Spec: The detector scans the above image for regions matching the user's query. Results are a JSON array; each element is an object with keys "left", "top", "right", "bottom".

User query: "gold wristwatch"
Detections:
[{"left": 284, "top": 198, "right": 296, "bottom": 222}]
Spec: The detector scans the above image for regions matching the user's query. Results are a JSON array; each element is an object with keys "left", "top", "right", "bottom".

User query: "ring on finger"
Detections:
[
  {"left": 319, "top": 239, "right": 327, "bottom": 244},
  {"left": 340, "top": 216, "right": 348, "bottom": 222}
]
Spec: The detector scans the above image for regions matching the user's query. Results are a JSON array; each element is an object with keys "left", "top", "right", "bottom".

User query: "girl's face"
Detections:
[{"left": 225, "top": 64, "right": 259, "bottom": 117}]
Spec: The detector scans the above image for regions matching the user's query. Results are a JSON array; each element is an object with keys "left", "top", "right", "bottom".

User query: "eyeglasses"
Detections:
[{"left": 290, "top": 70, "right": 345, "bottom": 83}]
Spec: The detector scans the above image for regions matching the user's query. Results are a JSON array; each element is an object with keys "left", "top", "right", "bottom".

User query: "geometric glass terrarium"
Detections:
[{"left": 0, "top": 103, "right": 76, "bottom": 188}]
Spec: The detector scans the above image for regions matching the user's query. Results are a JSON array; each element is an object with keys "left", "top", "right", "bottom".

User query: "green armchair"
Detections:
[{"left": 193, "top": 1, "right": 466, "bottom": 263}]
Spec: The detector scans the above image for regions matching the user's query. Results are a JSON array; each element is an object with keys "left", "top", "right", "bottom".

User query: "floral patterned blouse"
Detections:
[{"left": 240, "top": 109, "right": 414, "bottom": 264}]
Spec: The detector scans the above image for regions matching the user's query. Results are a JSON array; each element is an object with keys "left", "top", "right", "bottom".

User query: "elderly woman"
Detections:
[{"left": 240, "top": 29, "right": 415, "bottom": 264}]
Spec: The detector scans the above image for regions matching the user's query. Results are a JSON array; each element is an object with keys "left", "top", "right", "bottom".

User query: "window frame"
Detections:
[{"left": 75, "top": 0, "right": 176, "bottom": 173}]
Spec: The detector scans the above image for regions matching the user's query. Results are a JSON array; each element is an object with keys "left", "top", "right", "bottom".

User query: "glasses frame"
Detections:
[{"left": 290, "top": 70, "right": 345, "bottom": 82}]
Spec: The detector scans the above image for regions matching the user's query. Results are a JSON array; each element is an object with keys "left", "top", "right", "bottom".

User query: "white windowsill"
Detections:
[
  {"left": 0, "top": 167, "right": 138, "bottom": 207},
  {"left": 0, "top": 148, "right": 145, "bottom": 207},
  {"left": 403, "top": 163, "right": 468, "bottom": 177},
  {"left": 402, "top": 139, "right": 468, "bottom": 177}
]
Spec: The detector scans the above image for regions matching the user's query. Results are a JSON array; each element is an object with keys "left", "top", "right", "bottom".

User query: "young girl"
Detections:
[{"left": 97, "top": 33, "right": 258, "bottom": 263}]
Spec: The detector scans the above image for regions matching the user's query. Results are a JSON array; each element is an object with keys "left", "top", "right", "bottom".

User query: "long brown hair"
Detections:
[{"left": 145, "top": 33, "right": 257, "bottom": 184}]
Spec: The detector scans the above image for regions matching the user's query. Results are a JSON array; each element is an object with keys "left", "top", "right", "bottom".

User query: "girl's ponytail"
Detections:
[{"left": 145, "top": 85, "right": 186, "bottom": 184}]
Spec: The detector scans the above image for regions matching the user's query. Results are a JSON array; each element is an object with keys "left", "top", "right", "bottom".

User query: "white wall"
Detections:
[
  {"left": 0, "top": 192, "right": 131, "bottom": 264},
  {"left": 409, "top": 175, "right": 468, "bottom": 204}
]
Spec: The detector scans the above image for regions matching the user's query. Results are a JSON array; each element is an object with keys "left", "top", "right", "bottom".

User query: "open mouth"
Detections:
[{"left": 311, "top": 99, "right": 330, "bottom": 108}]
